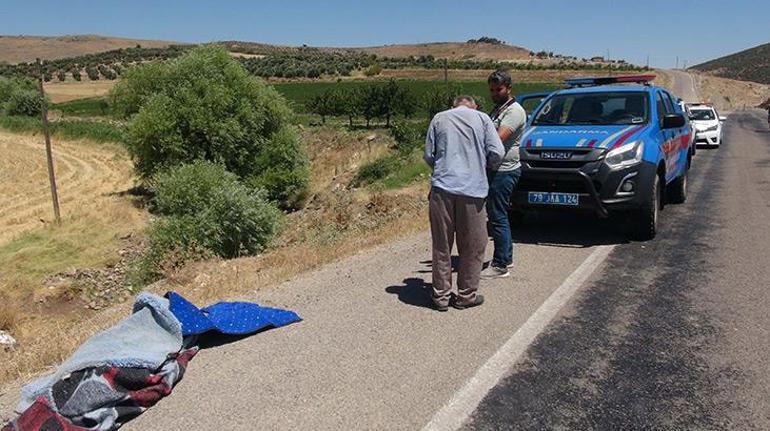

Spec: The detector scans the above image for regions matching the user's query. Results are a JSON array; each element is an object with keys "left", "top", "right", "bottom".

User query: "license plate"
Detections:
[
  {"left": 540, "top": 151, "right": 572, "bottom": 160},
  {"left": 528, "top": 192, "right": 579, "bottom": 206}
]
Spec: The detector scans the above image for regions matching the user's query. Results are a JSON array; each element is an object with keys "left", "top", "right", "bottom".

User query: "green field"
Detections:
[
  {"left": 55, "top": 97, "right": 111, "bottom": 117},
  {"left": 273, "top": 80, "right": 559, "bottom": 113},
  {"left": 51, "top": 80, "right": 560, "bottom": 120}
]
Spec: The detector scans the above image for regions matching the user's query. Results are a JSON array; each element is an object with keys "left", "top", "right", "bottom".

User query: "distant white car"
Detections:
[{"left": 687, "top": 103, "right": 726, "bottom": 147}]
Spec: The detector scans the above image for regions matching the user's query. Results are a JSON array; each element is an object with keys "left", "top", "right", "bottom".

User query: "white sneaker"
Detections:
[{"left": 481, "top": 265, "right": 510, "bottom": 279}]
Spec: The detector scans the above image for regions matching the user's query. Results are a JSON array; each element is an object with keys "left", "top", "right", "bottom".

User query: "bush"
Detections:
[
  {"left": 364, "top": 63, "right": 382, "bottom": 76},
  {"left": 4, "top": 89, "right": 45, "bottom": 116},
  {"left": 0, "top": 77, "right": 46, "bottom": 117},
  {"left": 353, "top": 154, "right": 400, "bottom": 186},
  {"left": 86, "top": 66, "right": 100, "bottom": 80},
  {"left": 112, "top": 46, "right": 308, "bottom": 208},
  {"left": 134, "top": 161, "right": 284, "bottom": 285},
  {"left": 390, "top": 120, "right": 428, "bottom": 156}
]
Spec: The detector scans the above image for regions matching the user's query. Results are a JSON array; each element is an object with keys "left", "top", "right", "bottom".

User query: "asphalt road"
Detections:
[
  {"left": 464, "top": 110, "right": 770, "bottom": 430},
  {"left": 667, "top": 69, "right": 700, "bottom": 103}
]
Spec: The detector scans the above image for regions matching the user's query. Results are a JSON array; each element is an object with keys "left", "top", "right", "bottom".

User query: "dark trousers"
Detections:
[
  {"left": 486, "top": 168, "right": 521, "bottom": 267},
  {"left": 429, "top": 188, "right": 487, "bottom": 306}
]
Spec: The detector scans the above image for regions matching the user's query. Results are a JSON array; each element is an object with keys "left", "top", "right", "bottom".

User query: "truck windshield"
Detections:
[
  {"left": 690, "top": 109, "right": 716, "bottom": 121},
  {"left": 533, "top": 91, "right": 649, "bottom": 126}
]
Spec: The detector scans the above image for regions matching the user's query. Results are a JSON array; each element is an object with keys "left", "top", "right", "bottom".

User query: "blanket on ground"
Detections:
[
  {"left": 167, "top": 292, "right": 301, "bottom": 336},
  {"left": 18, "top": 293, "right": 183, "bottom": 413},
  {"left": 3, "top": 348, "right": 197, "bottom": 431}
]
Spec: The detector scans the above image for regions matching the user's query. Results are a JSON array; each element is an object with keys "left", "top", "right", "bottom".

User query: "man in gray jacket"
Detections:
[{"left": 424, "top": 96, "right": 505, "bottom": 311}]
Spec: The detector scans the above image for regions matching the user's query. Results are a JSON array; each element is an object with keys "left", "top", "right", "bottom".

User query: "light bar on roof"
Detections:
[{"left": 565, "top": 74, "right": 657, "bottom": 88}]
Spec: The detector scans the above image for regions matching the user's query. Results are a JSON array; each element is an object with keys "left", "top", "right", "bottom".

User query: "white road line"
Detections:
[{"left": 423, "top": 244, "right": 616, "bottom": 431}]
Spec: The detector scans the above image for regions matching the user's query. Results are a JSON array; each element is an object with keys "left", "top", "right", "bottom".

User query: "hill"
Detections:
[
  {"left": 351, "top": 42, "right": 531, "bottom": 61},
  {"left": 690, "top": 42, "right": 770, "bottom": 84},
  {"left": 221, "top": 40, "right": 531, "bottom": 61},
  {"left": 0, "top": 34, "right": 181, "bottom": 64}
]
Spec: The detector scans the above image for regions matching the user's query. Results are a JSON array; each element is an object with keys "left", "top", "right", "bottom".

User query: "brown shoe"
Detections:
[
  {"left": 432, "top": 297, "right": 449, "bottom": 312},
  {"left": 451, "top": 294, "right": 485, "bottom": 310}
]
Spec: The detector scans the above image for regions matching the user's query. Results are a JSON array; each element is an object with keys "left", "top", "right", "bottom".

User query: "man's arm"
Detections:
[
  {"left": 497, "top": 106, "right": 526, "bottom": 144},
  {"left": 424, "top": 118, "right": 438, "bottom": 167},
  {"left": 483, "top": 116, "right": 505, "bottom": 168}
]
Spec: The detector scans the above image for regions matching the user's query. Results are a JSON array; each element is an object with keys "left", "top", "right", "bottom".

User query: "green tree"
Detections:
[
  {"left": 421, "top": 84, "right": 462, "bottom": 121},
  {"left": 364, "top": 63, "right": 382, "bottom": 76},
  {"left": 379, "top": 79, "right": 402, "bottom": 127},
  {"left": 357, "top": 84, "right": 382, "bottom": 127},
  {"left": 307, "top": 89, "right": 344, "bottom": 124},
  {"left": 111, "top": 45, "right": 308, "bottom": 209},
  {"left": 338, "top": 88, "right": 359, "bottom": 127}
]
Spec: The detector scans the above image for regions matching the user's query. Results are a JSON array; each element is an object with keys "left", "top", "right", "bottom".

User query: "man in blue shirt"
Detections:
[{"left": 424, "top": 96, "right": 505, "bottom": 311}]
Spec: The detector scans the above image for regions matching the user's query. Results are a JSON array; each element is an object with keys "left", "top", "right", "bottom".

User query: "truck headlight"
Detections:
[{"left": 605, "top": 141, "right": 644, "bottom": 170}]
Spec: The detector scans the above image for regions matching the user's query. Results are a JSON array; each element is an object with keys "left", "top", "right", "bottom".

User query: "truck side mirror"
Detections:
[{"left": 662, "top": 114, "right": 685, "bottom": 129}]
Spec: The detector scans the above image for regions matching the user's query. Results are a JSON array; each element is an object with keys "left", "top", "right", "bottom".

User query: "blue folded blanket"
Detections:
[{"left": 166, "top": 292, "right": 301, "bottom": 336}]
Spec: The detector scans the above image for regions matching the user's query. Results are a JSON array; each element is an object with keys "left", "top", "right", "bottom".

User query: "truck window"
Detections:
[{"left": 656, "top": 93, "right": 667, "bottom": 127}]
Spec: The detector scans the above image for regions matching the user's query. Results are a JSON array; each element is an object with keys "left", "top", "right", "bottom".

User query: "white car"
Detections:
[{"left": 687, "top": 103, "right": 726, "bottom": 147}]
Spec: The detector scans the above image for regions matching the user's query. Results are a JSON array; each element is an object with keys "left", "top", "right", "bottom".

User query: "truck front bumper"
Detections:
[{"left": 512, "top": 156, "right": 658, "bottom": 217}]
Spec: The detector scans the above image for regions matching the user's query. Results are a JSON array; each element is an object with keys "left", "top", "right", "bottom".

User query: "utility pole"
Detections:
[
  {"left": 36, "top": 58, "right": 61, "bottom": 225},
  {"left": 676, "top": 56, "right": 679, "bottom": 69},
  {"left": 646, "top": 54, "right": 650, "bottom": 69}
]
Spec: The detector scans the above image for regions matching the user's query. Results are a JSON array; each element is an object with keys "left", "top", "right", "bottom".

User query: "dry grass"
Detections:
[
  {"left": 692, "top": 73, "right": 770, "bottom": 112},
  {"left": 0, "top": 128, "right": 146, "bottom": 384},
  {"left": 0, "top": 130, "right": 138, "bottom": 244},
  {"left": 301, "top": 126, "right": 393, "bottom": 195},
  {"left": 0, "top": 34, "right": 179, "bottom": 64},
  {"left": 43, "top": 80, "right": 118, "bottom": 104},
  {"left": 228, "top": 52, "right": 266, "bottom": 60}
]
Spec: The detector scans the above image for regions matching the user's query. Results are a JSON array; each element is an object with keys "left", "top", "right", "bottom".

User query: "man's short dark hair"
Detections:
[{"left": 488, "top": 70, "right": 512, "bottom": 88}]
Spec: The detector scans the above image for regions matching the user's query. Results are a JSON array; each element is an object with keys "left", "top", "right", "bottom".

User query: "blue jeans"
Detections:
[{"left": 487, "top": 168, "right": 521, "bottom": 268}]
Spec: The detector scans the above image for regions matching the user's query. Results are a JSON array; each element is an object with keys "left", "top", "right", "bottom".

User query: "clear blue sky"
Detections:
[{"left": 0, "top": 0, "right": 766, "bottom": 68}]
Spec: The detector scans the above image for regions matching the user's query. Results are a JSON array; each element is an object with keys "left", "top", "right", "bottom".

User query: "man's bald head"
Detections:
[{"left": 453, "top": 95, "right": 477, "bottom": 109}]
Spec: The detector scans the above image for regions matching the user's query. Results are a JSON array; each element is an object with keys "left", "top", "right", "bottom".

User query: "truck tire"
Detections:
[
  {"left": 667, "top": 168, "right": 688, "bottom": 204},
  {"left": 629, "top": 174, "right": 660, "bottom": 241}
]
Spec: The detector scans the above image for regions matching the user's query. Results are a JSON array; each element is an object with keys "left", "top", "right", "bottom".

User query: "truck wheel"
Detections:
[
  {"left": 629, "top": 174, "right": 660, "bottom": 241},
  {"left": 667, "top": 169, "right": 688, "bottom": 204}
]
